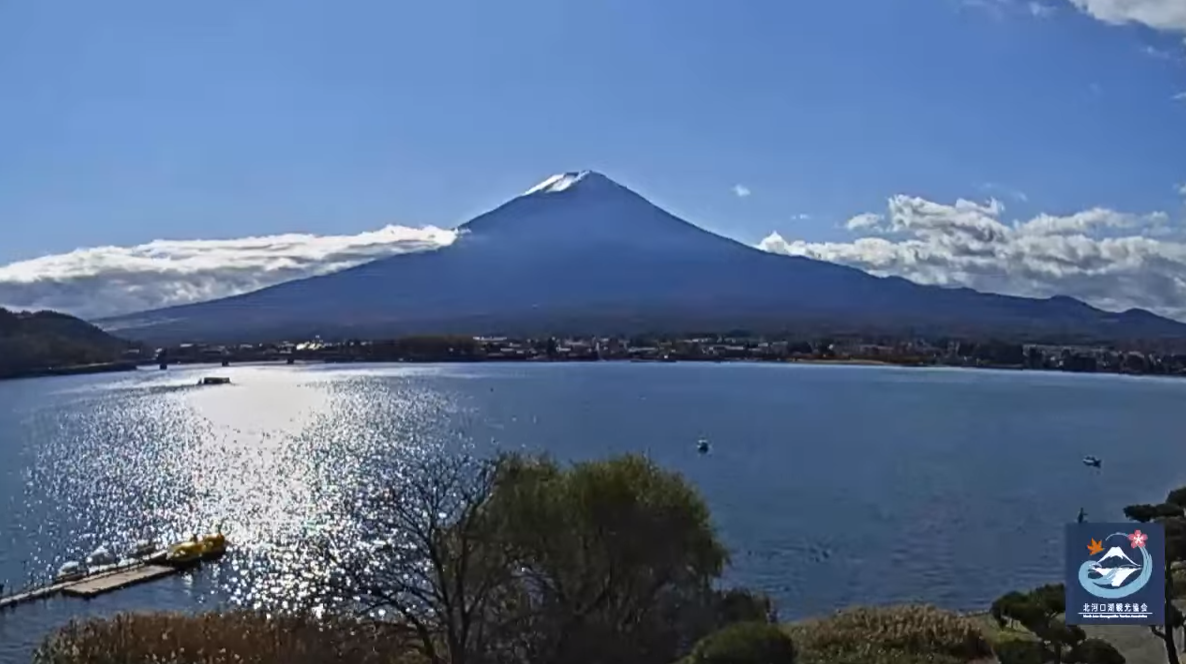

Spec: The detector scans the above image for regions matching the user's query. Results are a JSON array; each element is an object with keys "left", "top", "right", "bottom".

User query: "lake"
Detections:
[{"left": 2, "top": 361, "right": 1185, "bottom": 659}]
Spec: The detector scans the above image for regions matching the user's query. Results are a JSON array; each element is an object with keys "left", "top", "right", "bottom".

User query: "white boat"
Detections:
[
  {"left": 130, "top": 539, "right": 158, "bottom": 558},
  {"left": 54, "top": 561, "right": 85, "bottom": 583},
  {"left": 85, "top": 545, "right": 118, "bottom": 567},
  {"left": 87, "top": 562, "right": 122, "bottom": 576},
  {"left": 697, "top": 438, "right": 710, "bottom": 453}
]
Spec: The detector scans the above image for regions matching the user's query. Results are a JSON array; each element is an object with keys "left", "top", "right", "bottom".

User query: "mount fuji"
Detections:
[
  {"left": 1096, "top": 547, "right": 1139, "bottom": 567},
  {"left": 97, "top": 171, "right": 1186, "bottom": 344},
  {"left": 1091, "top": 546, "right": 1143, "bottom": 588}
]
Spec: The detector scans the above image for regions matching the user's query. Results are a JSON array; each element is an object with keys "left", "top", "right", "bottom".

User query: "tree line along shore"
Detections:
[
  {"left": 31, "top": 450, "right": 1186, "bottom": 664},
  {"left": 6, "top": 302, "right": 1186, "bottom": 382},
  {"left": 153, "top": 333, "right": 1186, "bottom": 379}
]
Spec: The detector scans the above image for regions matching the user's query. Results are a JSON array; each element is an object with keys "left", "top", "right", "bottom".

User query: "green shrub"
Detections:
[
  {"left": 995, "top": 639, "right": 1046, "bottom": 664},
  {"left": 990, "top": 591, "right": 1029, "bottom": 628},
  {"left": 688, "top": 622, "right": 796, "bottom": 664},
  {"left": 1067, "top": 638, "right": 1126, "bottom": 664},
  {"left": 787, "top": 605, "right": 992, "bottom": 664},
  {"left": 34, "top": 611, "right": 416, "bottom": 664},
  {"left": 481, "top": 453, "right": 730, "bottom": 664},
  {"left": 1172, "top": 568, "right": 1186, "bottom": 598},
  {"left": 713, "top": 588, "right": 779, "bottom": 624}
]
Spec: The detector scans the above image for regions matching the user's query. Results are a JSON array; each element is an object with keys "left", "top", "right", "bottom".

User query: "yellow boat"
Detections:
[
  {"left": 165, "top": 528, "right": 227, "bottom": 566},
  {"left": 166, "top": 540, "right": 203, "bottom": 565},
  {"left": 198, "top": 530, "right": 227, "bottom": 559}
]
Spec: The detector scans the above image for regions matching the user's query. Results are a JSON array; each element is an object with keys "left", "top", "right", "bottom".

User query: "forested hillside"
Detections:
[{"left": 0, "top": 308, "right": 135, "bottom": 379}]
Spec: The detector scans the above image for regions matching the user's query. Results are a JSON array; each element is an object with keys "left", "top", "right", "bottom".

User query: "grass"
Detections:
[
  {"left": 33, "top": 611, "right": 420, "bottom": 664},
  {"left": 966, "top": 611, "right": 1036, "bottom": 649},
  {"left": 35, "top": 603, "right": 1181, "bottom": 664},
  {"left": 42, "top": 605, "right": 991, "bottom": 664},
  {"left": 969, "top": 608, "right": 1180, "bottom": 664},
  {"left": 785, "top": 605, "right": 993, "bottom": 664}
]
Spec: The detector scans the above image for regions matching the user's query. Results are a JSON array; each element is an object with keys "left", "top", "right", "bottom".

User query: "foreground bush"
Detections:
[
  {"left": 1067, "top": 638, "right": 1126, "bottom": 664},
  {"left": 34, "top": 611, "right": 415, "bottom": 664},
  {"left": 686, "top": 622, "right": 796, "bottom": 664},
  {"left": 324, "top": 451, "right": 734, "bottom": 664},
  {"left": 786, "top": 605, "right": 992, "bottom": 664},
  {"left": 994, "top": 639, "right": 1046, "bottom": 664}
]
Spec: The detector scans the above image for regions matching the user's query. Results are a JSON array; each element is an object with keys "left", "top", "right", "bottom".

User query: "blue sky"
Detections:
[{"left": 1, "top": 0, "right": 1185, "bottom": 320}]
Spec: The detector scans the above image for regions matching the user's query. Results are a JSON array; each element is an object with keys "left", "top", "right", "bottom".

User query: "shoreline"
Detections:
[
  {"left": 1, "top": 355, "right": 1165, "bottom": 383},
  {"left": 143, "top": 355, "right": 1116, "bottom": 375},
  {"left": 785, "top": 358, "right": 901, "bottom": 367},
  {"left": 0, "top": 361, "right": 139, "bottom": 382}
]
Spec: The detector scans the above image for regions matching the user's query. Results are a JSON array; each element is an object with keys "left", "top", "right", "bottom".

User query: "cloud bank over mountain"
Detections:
[
  {"left": 759, "top": 195, "right": 1186, "bottom": 321},
  {"left": 0, "top": 225, "right": 456, "bottom": 319}
]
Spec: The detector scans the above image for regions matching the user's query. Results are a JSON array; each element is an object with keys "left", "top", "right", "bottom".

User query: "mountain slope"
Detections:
[
  {"left": 97, "top": 171, "right": 1186, "bottom": 344},
  {"left": 0, "top": 308, "right": 135, "bottom": 378}
]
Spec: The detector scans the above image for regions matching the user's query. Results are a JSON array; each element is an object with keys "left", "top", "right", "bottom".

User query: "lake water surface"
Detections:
[{"left": 2, "top": 362, "right": 1185, "bottom": 660}]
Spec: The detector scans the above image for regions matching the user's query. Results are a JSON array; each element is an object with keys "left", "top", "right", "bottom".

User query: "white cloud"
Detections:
[
  {"left": 962, "top": 0, "right": 1056, "bottom": 19},
  {"left": 1065, "top": 0, "right": 1186, "bottom": 34},
  {"left": 757, "top": 195, "right": 1186, "bottom": 321},
  {"left": 791, "top": 213, "right": 812, "bottom": 221},
  {"left": 1174, "top": 91, "right": 1186, "bottom": 101},
  {"left": 1029, "top": 2, "right": 1057, "bottom": 17},
  {"left": 0, "top": 225, "right": 457, "bottom": 320},
  {"left": 978, "top": 182, "right": 1030, "bottom": 202},
  {"left": 845, "top": 213, "right": 886, "bottom": 231},
  {"left": 1141, "top": 44, "right": 1182, "bottom": 60},
  {"left": 966, "top": 0, "right": 1186, "bottom": 31},
  {"left": 732, "top": 184, "right": 752, "bottom": 198}
]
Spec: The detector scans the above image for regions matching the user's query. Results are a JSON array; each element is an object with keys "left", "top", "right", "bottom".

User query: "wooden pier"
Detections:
[
  {"left": 0, "top": 581, "right": 72, "bottom": 611},
  {"left": 0, "top": 537, "right": 224, "bottom": 611},
  {"left": 0, "top": 557, "right": 188, "bottom": 610},
  {"left": 62, "top": 564, "right": 178, "bottom": 598}
]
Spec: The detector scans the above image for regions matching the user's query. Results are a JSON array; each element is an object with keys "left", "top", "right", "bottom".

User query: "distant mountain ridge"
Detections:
[{"left": 96, "top": 171, "right": 1186, "bottom": 345}]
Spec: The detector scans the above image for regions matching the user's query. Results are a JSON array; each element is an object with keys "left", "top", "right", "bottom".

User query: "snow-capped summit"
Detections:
[
  {"left": 522, "top": 171, "right": 594, "bottom": 196},
  {"left": 459, "top": 169, "right": 697, "bottom": 245},
  {"left": 517, "top": 170, "right": 632, "bottom": 198}
]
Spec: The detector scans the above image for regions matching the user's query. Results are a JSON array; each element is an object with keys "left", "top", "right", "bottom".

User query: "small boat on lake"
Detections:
[
  {"left": 166, "top": 539, "right": 205, "bottom": 565},
  {"left": 130, "top": 539, "right": 159, "bottom": 558},
  {"left": 199, "top": 530, "right": 227, "bottom": 559},
  {"left": 198, "top": 377, "right": 231, "bottom": 386},
  {"left": 1083, "top": 455, "right": 1102, "bottom": 469},
  {"left": 697, "top": 438, "right": 710, "bottom": 454},
  {"left": 54, "top": 561, "right": 85, "bottom": 583},
  {"left": 165, "top": 528, "right": 228, "bottom": 566},
  {"left": 85, "top": 545, "right": 118, "bottom": 568}
]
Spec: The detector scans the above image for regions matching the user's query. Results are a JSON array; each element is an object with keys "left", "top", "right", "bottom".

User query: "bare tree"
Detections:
[
  {"left": 318, "top": 450, "right": 524, "bottom": 664},
  {"left": 317, "top": 450, "right": 739, "bottom": 664}
]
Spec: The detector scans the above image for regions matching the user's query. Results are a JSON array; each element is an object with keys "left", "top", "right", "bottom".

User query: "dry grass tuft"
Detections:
[
  {"left": 33, "top": 610, "right": 420, "bottom": 664},
  {"left": 37, "top": 605, "right": 998, "bottom": 664},
  {"left": 786, "top": 605, "right": 994, "bottom": 664}
]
